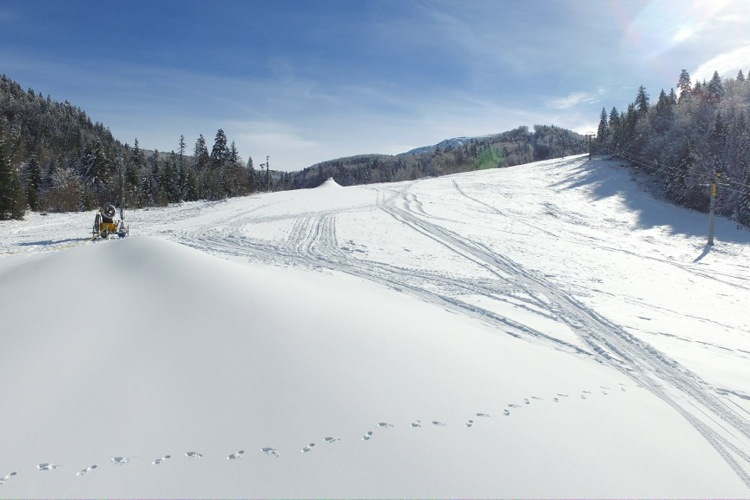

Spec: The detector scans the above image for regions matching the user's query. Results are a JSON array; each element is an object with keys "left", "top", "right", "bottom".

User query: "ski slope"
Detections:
[{"left": 1, "top": 155, "right": 750, "bottom": 498}]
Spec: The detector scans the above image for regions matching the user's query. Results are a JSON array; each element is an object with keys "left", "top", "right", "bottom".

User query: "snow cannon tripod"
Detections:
[{"left": 92, "top": 204, "right": 129, "bottom": 239}]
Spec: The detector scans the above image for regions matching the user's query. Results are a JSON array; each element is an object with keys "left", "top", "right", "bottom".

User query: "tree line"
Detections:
[
  {"left": 1, "top": 72, "right": 588, "bottom": 220},
  {"left": 0, "top": 74, "right": 260, "bottom": 220},
  {"left": 595, "top": 69, "right": 750, "bottom": 228}
]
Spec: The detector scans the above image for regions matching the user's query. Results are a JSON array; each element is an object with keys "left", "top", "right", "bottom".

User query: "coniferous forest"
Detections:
[
  {"left": 0, "top": 75, "right": 257, "bottom": 220},
  {"left": 596, "top": 69, "right": 750, "bottom": 228}
]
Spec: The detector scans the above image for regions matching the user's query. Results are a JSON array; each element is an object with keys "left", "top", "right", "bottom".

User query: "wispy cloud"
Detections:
[
  {"left": 229, "top": 120, "right": 318, "bottom": 151},
  {"left": 692, "top": 44, "right": 750, "bottom": 82},
  {"left": 548, "top": 92, "right": 600, "bottom": 110}
]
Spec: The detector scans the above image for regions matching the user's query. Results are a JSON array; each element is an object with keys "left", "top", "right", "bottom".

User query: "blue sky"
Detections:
[{"left": 2, "top": 0, "right": 749, "bottom": 171}]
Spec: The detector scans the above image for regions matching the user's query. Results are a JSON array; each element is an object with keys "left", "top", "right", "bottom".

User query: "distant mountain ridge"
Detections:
[
  {"left": 285, "top": 125, "right": 588, "bottom": 190},
  {"left": 401, "top": 137, "right": 477, "bottom": 156}
]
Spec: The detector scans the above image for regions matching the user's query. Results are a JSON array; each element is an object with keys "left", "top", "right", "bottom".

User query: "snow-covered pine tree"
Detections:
[
  {"left": 677, "top": 69, "right": 692, "bottom": 102},
  {"left": 707, "top": 71, "right": 725, "bottom": 103},
  {"left": 23, "top": 155, "right": 42, "bottom": 211},
  {"left": 247, "top": 156, "right": 256, "bottom": 192},
  {"left": 596, "top": 108, "right": 609, "bottom": 153},
  {"left": 738, "top": 167, "right": 750, "bottom": 228},
  {"left": 635, "top": 85, "right": 650, "bottom": 116}
]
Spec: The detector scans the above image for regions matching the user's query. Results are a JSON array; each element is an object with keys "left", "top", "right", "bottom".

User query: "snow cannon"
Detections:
[{"left": 92, "top": 204, "right": 129, "bottom": 239}]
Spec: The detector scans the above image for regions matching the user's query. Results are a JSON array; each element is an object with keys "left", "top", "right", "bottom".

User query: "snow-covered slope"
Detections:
[{"left": 1, "top": 155, "right": 750, "bottom": 498}]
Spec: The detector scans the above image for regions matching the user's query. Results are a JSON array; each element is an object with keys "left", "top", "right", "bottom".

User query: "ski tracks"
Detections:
[
  {"left": 161, "top": 182, "right": 750, "bottom": 488},
  {"left": 377, "top": 181, "right": 750, "bottom": 488}
]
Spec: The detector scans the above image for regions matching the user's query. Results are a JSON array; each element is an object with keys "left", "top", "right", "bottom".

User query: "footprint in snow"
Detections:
[
  {"left": 432, "top": 421, "right": 446, "bottom": 426},
  {"left": 476, "top": 412, "right": 491, "bottom": 418},
  {"left": 411, "top": 420, "right": 422, "bottom": 428},
  {"left": 301, "top": 443, "right": 316, "bottom": 453},
  {"left": 227, "top": 450, "right": 245, "bottom": 460},
  {"left": 503, "top": 409, "right": 510, "bottom": 416},
  {"left": 261, "top": 447, "right": 279, "bottom": 457},
  {"left": 324, "top": 436, "right": 341, "bottom": 444},
  {"left": 76, "top": 465, "right": 97, "bottom": 476},
  {"left": 0, "top": 472, "right": 17, "bottom": 484},
  {"left": 553, "top": 397, "right": 559, "bottom": 403},
  {"left": 557, "top": 393, "right": 569, "bottom": 398},
  {"left": 111, "top": 456, "right": 131, "bottom": 465},
  {"left": 465, "top": 420, "right": 474, "bottom": 428},
  {"left": 524, "top": 398, "right": 530, "bottom": 405},
  {"left": 185, "top": 451, "right": 203, "bottom": 459},
  {"left": 152, "top": 455, "right": 171, "bottom": 465},
  {"left": 378, "top": 422, "right": 394, "bottom": 429},
  {"left": 362, "top": 431, "right": 373, "bottom": 441},
  {"left": 37, "top": 463, "right": 62, "bottom": 471},
  {"left": 532, "top": 396, "right": 543, "bottom": 401},
  {"left": 508, "top": 404, "right": 521, "bottom": 408}
]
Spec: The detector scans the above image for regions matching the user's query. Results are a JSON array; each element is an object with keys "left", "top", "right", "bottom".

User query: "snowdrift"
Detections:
[
  {"left": 317, "top": 176, "right": 342, "bottom": 189},
  {"left": 0, "top": 236, "right": 745, "bottom": 498}
]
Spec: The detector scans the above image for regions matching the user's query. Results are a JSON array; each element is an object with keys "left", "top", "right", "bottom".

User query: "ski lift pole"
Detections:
[{"left": 707, "top": 173, "right": 720, "bottom": 246}]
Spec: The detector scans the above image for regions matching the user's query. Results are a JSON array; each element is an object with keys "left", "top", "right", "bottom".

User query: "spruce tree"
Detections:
[
  {"left": 194, "top": 135, "right": 209, "bottom": 170},
  {"left": 596, "top": 108, "right": 609, "bottom": 152},
  {"left": 0, "top": 140, "right": 12, "bottom": 219},
  {"left": 635, "top": 85, "right": 650, "bottom": 116},
  {"left": 24, "top": 155, "right": 42, "bottom": 211},
  {"left": 677, "top": 69, "right": 692, "bottom": 101},
  {"left": 707, "top": 71, "right": 725, "bottom": 102},
  {"left": 738, "top": 167, "right": 750, "bottom": 227},
  {"left": 210, "top": 129, "right": 229, "bottom": 169},
  {"left": 247, "top": 156, "right": 256, "bottom": 192}
]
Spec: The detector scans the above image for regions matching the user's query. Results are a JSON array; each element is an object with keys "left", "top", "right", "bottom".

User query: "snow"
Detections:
[
  {"left": 318, "top": 176, "right": 342, "bottom": 189},
  {"left": 1, "top": 154, "right": 750, "bottom": 498}
]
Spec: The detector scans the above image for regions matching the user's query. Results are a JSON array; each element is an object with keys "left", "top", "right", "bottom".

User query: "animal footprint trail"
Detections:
[
  {"left": 362, "top": 431, "right": 373, "bottom": 441},
  {"left": 261, "top": 447, "right": 279, "bottom": 457},
  {"left": 465, "top": 419, "right": 474, "bottom": 428},
  {"left": 227, "top": 450, "right": 245, "bottom": 460},
  {"left": 411, "top": 420, "right": 422, "bottom": 428},
  {"left": 432, "top": 420, "right": 446, "bottom": 426},
  {"left": 503, "top": 409, "right": 511, "bottom": 416},
  {"left": 476, "top": 412, "right": 491, "bottom": 418},
  {"left": 324, "top": 436, "right": 341, "bottom": 444},
  {"left": 37, "top": 463, "right": 61, "bottom": 471},
  {"left": 378, "top": 422, "right": 394, "bottom": 429},
  {"left": 152, "top": 454, "right": 171, "bottom": 465},
  {"left": 111, "top": 456, "right": 131, "bottom": 465},
  {"left": 301, "top": 443, "right": 316, "bottom": 453},
  {"left": 185, "top": 451, "right": 203, "bottom": 459},
  {"left": 76, "top": 465, "right": 97, "bottom": 476},
  {"left": 0, "top": 472, "right": 17, "bottom": 484}
]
